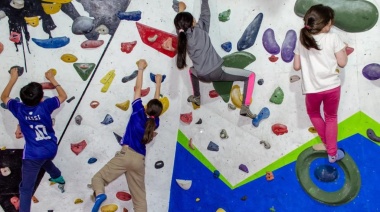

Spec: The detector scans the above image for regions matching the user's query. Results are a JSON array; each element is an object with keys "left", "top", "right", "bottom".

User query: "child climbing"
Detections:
[
  {"left": 293, "top": 4, "right": 348, "bottom": 163},
  {"left": 174, "top": 0, "right": 257, "bottom": 119},
  {"left": 1, "top": 68, "right": 68, "bottom": 212},
  {"left": 91, "top": 59, "right": 163, "bottom": 212}
]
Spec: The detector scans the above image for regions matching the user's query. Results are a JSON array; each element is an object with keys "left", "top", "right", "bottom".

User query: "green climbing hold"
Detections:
[
  {"left": 218, "top": 9, "right": 231, "bottom": 22},
  {"left": 73, "top": 63, "right": 96, "bottom": 81},
  {"left": 213, "top": 51, "right": 256, "bottom": 102},
  {"left": 294, "top": 0, "right": 379, "bottom": 32},
  {"left": 269, "top": 87, "right": 284, "bottom": 104}
]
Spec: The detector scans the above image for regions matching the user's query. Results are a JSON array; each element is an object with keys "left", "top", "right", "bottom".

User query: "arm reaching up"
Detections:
[
  {"left": 134, "top": 59, "right": 148, "bottom": 100},
  {"left": 154, "top": 74, "right": 162, "bottom": 99},
  {"left": 45, "top": 69, "right": 67, "bottom": 103},
  {"left": 1, "top": 67, "right": 19, "bottom": 104}
]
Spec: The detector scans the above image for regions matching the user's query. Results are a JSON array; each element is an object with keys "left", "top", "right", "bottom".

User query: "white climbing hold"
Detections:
[{"left": 176, "top": 179, "right": 192, "bottom": 190}]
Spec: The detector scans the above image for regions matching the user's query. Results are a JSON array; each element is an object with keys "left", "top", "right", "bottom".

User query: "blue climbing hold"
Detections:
[
  {"left": 101, "top": 114, "right": 114, "bottom": 125},
  {"left": 32, "top": 37, "right": 70, "bottom": 48},
  {"left": 117, "top": 11, "right": 141, "bottom": 21},
  {"left": 237, "top": 13, "right": 263, "bottom": 51},
  {"left": 88, "top": 157, "right": 97, "bottom": 164},
  {"left": 207, "top": 141, "right": 219, "bottom": 151},
  {"left": 314, "top": 165, "right": 338, "bottom": 182},
  {"left": 221, "top": 42, "right": 232, "bottom": 52},
  {"left": 8, "top": 66, "right": 24, "bottom": 76},
  {"left": 122, "top": 70, "right": 138, "bottom": 83},
  {"left": 213, "top": 170, "right": 220, "bottom": 178},
  {"left": 252, "top": 107, "right": 270, "bottom": 127},
  {"left": 150, "top": 73, "right": 166, "bottom": 83}
]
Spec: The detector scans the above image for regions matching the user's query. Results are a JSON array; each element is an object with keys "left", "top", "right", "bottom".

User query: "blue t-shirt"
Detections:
[
  {"left": 120, "top": 98, "right": 159, "bottom": 156},
  {"left": 7, "top": 97, "right": 60, "bottom": 159}
]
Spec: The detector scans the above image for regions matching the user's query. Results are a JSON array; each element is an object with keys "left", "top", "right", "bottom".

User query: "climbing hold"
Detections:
[
  {"left": 221, "top": 42, "right": 232, "bottom": 52},
  {"left": 213, "top": 170, "right": 220, "bottom": 178},
  {"left": 61, "top": 54, "right": 78, "bottom": 63},
  {"left": 220, "top": 129, "right": 228, "bottom": 139},
  {"left": 32, "top": 37, "right": 70, "bottom": 48},
  {"left": 74, "top": 198, "right": 83, "bottom": 204},
  {"left": 121, "top": 41, "right": 137, "bottom": 53},
  {"left": 24, "top": 16, "right": 39, "bottom": 27},
  {"left": 314, "top": 165, "right": 338, "bottom": 182},
  {"left": 66, "top": 96, "right": 75, "bottom": 103},
  {"left": 113, "top": 132, "right": 123, "bottom": 144},
  {"left": 0, "top": 146, "right": 6, "bottom": 150},
  {"left": 100, "top": 70, "right": 116, "bottom": 92},
  {"left": 228, "top": 103, "right": 236, "bottom": 110},
  {"left": 362, "top": 63, "right": 380, "bottom": 80},
  {"left": 100, "top": 203, "right": 118, "bottom": 212},
  {"left": 195, "top": 118, "right": 202, "bottom": 124},
  {"left": 9, "top": 32, "right": 21, "bottom": 43},
  {"left": 172, "top": 0, "right": 186, "bottom": 13},
  {"left": 41, "top": 2, "right": 62, "bottom": 14},
  {"left": 10, "top": 196, "right": 19, "bottom": 210},
  {"left": 218, "top": 9, "right": 231, "bottom": 22},
  {"left": 290, "top": 75, "right": 300, "bottom": 83},
  {"left": 72, "top": 16, "right": 94, "bottom": 35},
  {"left": 237, "top": 13, "right": 263, "bottom": 51},
  {"left": 148, "top": 34, "right": 158, "bottom": 42},
  {"left": 346, "top": 46, "right": 354, "bottom": 56},
  {"left": 272, "top": 123, "right": 288, "bottom": 135},
  {"left": 367, "top": 128, "right": 380, "bottom": 142},
  {"left": 71, "top": 140, "right": 87, "bottom": 155},
  {"left": 123, "top": 208, "right": 128, "bottom": 212},
  {"left": 0, "top": 42, "right": 3, "bottom": 54},
  {"left": 262, "top": 28, "right": 280, "bottom": 55},
  {"left": 116, "top": 191, "right": 132, "bottom": 201},
  {"left": 239, "top": 164, "right": 249, "bottom": 173},
  {"left": 117, "top": 11, "right": 142, "bottom": 21},
  {"left": 116, "top": 100, "right": 130, "bottom": 111},
  {"left": 281, "top": 30, "right": 297, "bottom": 63},
  {"left": 49, "top": 68, "right": 57, "bottom": 76},
  {"left": 122, "top": 70, "right": 138, "bottom": 83},
  {"left": 216, "top": 208, "right": 226, "bottom": 212},
  {"left": 74, "top": 63, "right": 96, "bottom": 81},
  {"left": 188, "top": 138, "right": 195, "bottom": 150},
  {"left": 252, "top": 107, "right": 270, "bottom": 127},
  {"left": 207, "top": 141, "right": 219, "bottom": 151},
  {"left": 209, "top": 90, "right": 219, "bottom": 98},
  {"left": 159, "top": 96, "right": 170, "bottom": 115},
  {"left": 196, "top": 198, "right": 200, "bottom": 202},
  {"left": 75, "top": 115, "right": 83, "bottom": 125},
  {"left": 90, "top": 101, "right": 99, "bottom": 108},
  {"left": 88, "top": 157, "right": 97, "bottom": 164},
  {"left": 268, "top": 55, "right": 278, "bottom": 62},
  {"left": 80, "top": 40, "right": 104, "bottom": 48},
  {"left": 162, "top": 37, "right": 175, "bottom": 52},
  {"left": 230, "top": 85, "right": 243, "bottom": 108},
  {"left": 308, "top": 127, "right": 317, "bottom": 133},
  {"left": 40, "top": 82, "right": 55, "bottom": 89},
  {"left": 269, "top": 87, "right": 284, "bottom": 104},
  {"left": 101, "top": 114, "right": 114, "bottom": 125},
  {"left": 270, "top": 206, "right": 276, "bottom": 212},
  {"left": 176, "top": 179, "right": 192, "bottom": 190},
  {"left": 155, "top": 160, "right": 164, "bottom": 169},
  {"left": 180, "top": 112, "right": 192, "bottom": 124},
  {"left": 95, "top": 25, "right": 109, "bottom": 35},
  {"left": 259, "top": 140, "right": 271, "bottom": 149},
  {"left": 241, "top": 195, "right": 248, "bottom": 201},
  {"left": 266, "top": 171, "right": 274, "bottom": 181},
  {"left": 8, "top": 66, "right": 24, "bottom": 76},
  {"left": 32, "top": 196, "right": 39, "bottom": 203},
  {"left": 1, "top": 167, "right": 11, "bottom": 176},
  {"left": 257, "top": 79, "right": 264, "bottom": 85}
]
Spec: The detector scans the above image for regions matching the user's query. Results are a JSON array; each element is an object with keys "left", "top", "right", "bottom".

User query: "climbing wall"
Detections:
[{"left": 0, "top": 0, "right": 380, "bottom": 211}]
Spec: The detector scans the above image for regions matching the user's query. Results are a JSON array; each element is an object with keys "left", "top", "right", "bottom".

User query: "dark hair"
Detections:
[
  {"left": 174, "top": 12, "right": 194, "bottom": 69},
  {"left": 300, "top": 4, "right": 335, "bottom": 50},
  {"left": 142, "top": 99, "right": 163, "bottom": 145},
  {"left": 20, "top": 82, "right": 43, "bottom": 106}
]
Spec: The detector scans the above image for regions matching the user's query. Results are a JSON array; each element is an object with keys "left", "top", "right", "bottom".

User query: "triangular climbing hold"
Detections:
[
  {"left": 113, "top": 132, "right": 123, "bottom": 143},
  {"left": 73, "top": 63, "right": 96, "bottom": 81}
]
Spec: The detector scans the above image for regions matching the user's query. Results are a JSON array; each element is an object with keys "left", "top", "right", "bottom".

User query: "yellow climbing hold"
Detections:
[
  {"left": 116, "top": 100, "right": 130, "bottom": 111},
  {"left": 74, "top": 198, "right": 83, "bottom": 204},
  {"left": 49, "top": 68, "right": 57, "bottom": 76},
  {"left": 42, "top": 0, "right": 72, "bottom": 3},
  {"left": 0, "top": 146, "right": 6, "bottom": 150},
  {"left": 61, "top": 54, "right": 78, "bottom": 63},
  {"left": 42, "top": 3, "right": 62, "bottom": 14},
  {"left": 230, "top": 85, "right": 243, "bottom": 108},
  {"left": 100, "top": 203, "right": 118, "bottom": 212},
  {"left": 24, "top": 16, "right": 39, "bottom": 27},
  {"left": 216, "top": 208, "right": 226, "bottom": 212},
  {"left": 159, "top": 96, "right": 170, "bottom": 115},
  {"left": 101, "top": 70, "right": 116, "bottom": 93},
  {"left": 192, "top": 102, "right": 200, "bottom": 110},
  {"left": 308, "top": 127, "right": 317, "bottom": 133}
]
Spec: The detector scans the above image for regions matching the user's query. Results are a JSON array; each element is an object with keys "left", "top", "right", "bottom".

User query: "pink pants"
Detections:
[{"left": 305, "top": 86, "right": 340, "bottom": 156}]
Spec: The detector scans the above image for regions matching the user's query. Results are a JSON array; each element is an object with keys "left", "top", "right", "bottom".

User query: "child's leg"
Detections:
[
  {"left": 306, "top": 92, "right": 326, "bottom": 145},
  {"left": 188, "top": 67, "right": 201, "bottom": 105},
  {"left": 42, "top": 160, "right": 62, "bottom": 180},
  {"left": 19, "top": 159, "right": 44, "bottom": 212}
]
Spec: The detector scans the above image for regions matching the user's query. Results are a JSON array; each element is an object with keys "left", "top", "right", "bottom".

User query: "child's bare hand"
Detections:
[
  {"left": 137, "top": 59, "right": 147, "bottom": 70},
  {"left": 155, "top": 74, "right": 162, "bottom": 82},
  {"left": 10, "top": 67, "right": 19, "bottom": 79},
  {"left": 45, "top": 69, "right": 55, "bottom": 81}
]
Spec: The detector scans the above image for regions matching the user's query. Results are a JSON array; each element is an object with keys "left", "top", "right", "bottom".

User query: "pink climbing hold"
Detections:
[
  {"left": 121, "top": 41, "right": 137, "bottom": 53},
  {"left": 346, "top": 46, "right": 354, "bottom": 56},
  {"left": 180, "top": 112, "right": 192, "bottom": 124},
  {"left": 272, "top": 123, "right": 288, "bottom": 135},
  {"left": 71, "top": 140, "right": 87, "bottom": 155},
  {"left": 80, "top": 40, "right": 104, "bottom": 48},
  {"left": 9, "top": 32, "right": 21, "bottom": 43},
  {"left": 10, "top": 196, "right": 19, "bottom": 210}
]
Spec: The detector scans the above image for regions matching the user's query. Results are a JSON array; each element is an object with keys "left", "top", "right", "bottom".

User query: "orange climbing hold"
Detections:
[
  {"left": 266, "top": 171, "right": 274, "bottom": 181},
  {"left": 32, "top": 196, "right": 39, "bottom": 203},
  {"left": 90, "top": 101, "right": 100, "bottom": 108},
  {"left": 268, "top": 55, "right": 278, "bottom": 62}
]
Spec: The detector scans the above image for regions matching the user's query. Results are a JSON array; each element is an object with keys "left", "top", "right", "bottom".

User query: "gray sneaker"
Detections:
[
  {"left": 240, "top": 105, "right": 256, "bottom": 119},
  {"left": 187, "top": 95, "right": 200, "bottom": 106}
]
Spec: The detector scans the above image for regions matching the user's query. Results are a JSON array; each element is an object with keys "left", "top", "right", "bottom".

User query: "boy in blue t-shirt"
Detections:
[{"left": 1, "top": 68, "right": 68, "bottom": 212}]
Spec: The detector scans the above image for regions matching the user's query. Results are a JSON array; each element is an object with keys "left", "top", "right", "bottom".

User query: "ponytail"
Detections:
[
  {"left": 142, "top": 119, "right": 156, "bottom": 145},
  {"left": 174, "top": 12, "right": 194, "bottom": 69},
  {"left": 142, "top": 99, "right": 163, "bottom": 145},
  {"left": 300, "top": 27, "right": 319, "bottom": 50},
  {"left": 176, "top": 31, "right": 188, "bottom": 69}
]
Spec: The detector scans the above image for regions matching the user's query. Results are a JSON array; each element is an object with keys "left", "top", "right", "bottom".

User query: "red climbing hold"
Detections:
[
  {"left": 272, "top": 123, "right": 288, "bottom": 135},
  {"left": 346, "top": 46, "right": 354, "bottom": 56},
  {"left": 9, "top": 32, "right": 21, "bottom": 43},
  {"left": 180, "top": 112, "right": 192, "bottom": 124},
  {"left": 121, "top": 41, "right": 137, "bottom": 53},
  {"left": 71, "top": 140, "right": 87, "bottom": 155},
  {"left": 116, "top": 191, "right": 132, "bottom": 201},
  {"left": 209, "top": 90, "right": 219, "bottom": 98},
  {"left": 134, "top": 86, "right": 150, "bottom": 97},
  {"left": 81, "top": 40, "right": 104, "bottom": 48},
  {"left": 40, "top": 82, "right": 55, "bottom": 89},
  {"left": 268, "top": 55, "right": 278, "bottom": 62}
]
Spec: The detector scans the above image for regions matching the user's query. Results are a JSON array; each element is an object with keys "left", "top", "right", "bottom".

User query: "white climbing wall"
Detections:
[{"left": 1, "top": 0, "right": 380, "bottom": 211}]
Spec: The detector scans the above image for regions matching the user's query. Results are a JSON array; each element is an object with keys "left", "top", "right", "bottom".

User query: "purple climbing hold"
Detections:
[
  {"left": 362, "top": 63, "right": 380, "bottom": 80},
  {"left": 101, "top": 114, "right": 114, "bottom": 125},
  {"left": 221, "top": 42, "right": 232, "bottom": 52},
  {"left": 262, "top": 28, "right": 280, "bottom": 55},
  {"left": 117, "top": 11, "right": 142, "bottom": 21},
  {"left": 281, "top": 30, "right": 297, "bottom": 63},
  {"left": 367, "top": 128, "right": 380, "bottom": 142},
  {"left": 237, "top": 13, "right": 263, "bottom": 51},
  {"left": 239, "top": 164, "right": 249, "bottom": 173}
]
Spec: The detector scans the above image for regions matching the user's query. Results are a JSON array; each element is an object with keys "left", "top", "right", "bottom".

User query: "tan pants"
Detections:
[{"left": 91, "top": 145, "right": 147, "bottom": 212}]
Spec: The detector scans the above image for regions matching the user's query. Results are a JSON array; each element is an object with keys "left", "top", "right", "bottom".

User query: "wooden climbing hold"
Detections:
[
  {"left": 176, "top": 179, "right": 192, "bottom": 190},
  {"left": 116, "top": 100, "right": 130, "bottom": 111},
  {"left": 116, "top": 191, "right": 132, "bottom": 201},
  {"left": 71, "top": 140, "right": 87, "bottom": 155},
  {"left": 74, "top": 198, "right": 83, "bottom": 204},
  {"left": 272, "top": 124, "right": 288, "bottom": 135},
  {"left": 266, "top": 171, "right": 274, "bottom": 181},
  {"left": 90, "top": 101, "right": 99, "bottom": 108},
  {"left": 32, "top": 196, "right": 39, "bottom": 203},
  {"left": 180, "top": 112, "right": 192, "bottom": 124},
  {"left": 61, "top": 54, "right": 78, "bottom": 63},
  {"left": 188, "top": 138, "right": 195, "bottom": 150},
  {"left": 100, "top": 203, "right": 118, "bottom": 212}
]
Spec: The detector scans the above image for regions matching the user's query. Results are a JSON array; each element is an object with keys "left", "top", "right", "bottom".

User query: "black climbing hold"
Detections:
[
  {"left": 66, "top": 96, "right": 75, "bottom": 103},
  {"left": 113, "top": 132, "right": 122, "bottom": 143},
  {"left": 195, "top": 118, "right": 202, "bottom": 124},
  {"left": 155, "top": 160, "right": 164, "bottom": 169},
  {"left": 241, "top": 195, "right": 248, "bottom": 201},
  {"left": 258, "top": 79, "right": 264, "bottom": 85}
]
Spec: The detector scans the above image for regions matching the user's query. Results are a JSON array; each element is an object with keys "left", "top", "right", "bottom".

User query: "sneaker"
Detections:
[
  {"left": 92, "top": 193, "right": 107, "bottom": 212},
  {"left": 240, "top": 105, "right": 256, "bottom": 119},
  {"left": 187, "top": 95, "right": 200, "bottom": 106},
  {"left": 49, "top": 176, "right": 65, "bottom": 184},
  {"left": 328, "top": 148, "right": 345, "bottom": 163}
]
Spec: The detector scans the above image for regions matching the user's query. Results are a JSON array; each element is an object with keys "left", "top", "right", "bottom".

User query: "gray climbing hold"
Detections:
[
  {"left": 258, "top": 79, "right": 264, "bottom": 85},
  {"left": 260, "top": 140, "right": 271, "bottom": 149},
  {"left": 122, "top": 70, "right": 138, "bottom": 83},
  {"left": 72, "top": 16, "right": 94, "bottom": 35},
  {"left": 228, "top": 103, "right": 236, "bottom": 110},
  {"left": 66, "top": 96, "right": 75, "bottom": 103},
  {"left": 101, "top": 114, "right": 114, "bottom": 125},
  {"left": 8, "top": 65, "right": 24, "bottom": 76},
  {"left": 75, "top": 115, "right": 83, "bottom": 125},
  {"left": 290, "top": 75, "right": 300, "bottom": 83},
  {"left": 220, "top": 129, "right": 228, "bottom": 139},
  {"left": 239, "top": 164, "right": 249, "bottom": 173},
  {"left": 367, "top": 128, "right": 380, "bottom": 142},
  {"left": 207, "top": 141, "right": 219, "bottom": 151},
  {"left": 195, "top": 118, "right": 202, "bottom": 124}
]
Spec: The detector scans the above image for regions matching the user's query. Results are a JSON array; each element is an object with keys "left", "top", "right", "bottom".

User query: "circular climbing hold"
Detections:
[
  {"left": 257, "top": 79, "right": 264, "bottom": 85},
  {"left": 213, "top": 170, "right": 220, "bottom": 178},
  {"left": 90, "top": 101, "right": 99, "bottom": 108},
  {"left": 116, "top": 191, "right": 132, "bottom": 201},
  {"left": 220, "top": 129, "right": 228, "bottom": 139},
  {"left": 296, "top": 147, "right": 361, "bottom": 206},
  {"left": 155, "top": 160, "right": 164, "bottom": 169},
  {"left": 241, "top": 195, "right": 247, "bottom": 201},
  {"left": 216, "top": 208, "right": 226, "bottom": 212},
  {"left": 74, "top": 198, "right": 83, "bottom": 204},
  {"left": 1, "top": 167, "right": 11, "bottom": 176},
  {"left": 314, "top": 165, "right": 338, "bottom": 182},
  {"left": 75, "top": 115, "right": 83, "bottom": 125},
  {"left": 195, "top": 198, "right": 200, "bottom": 202},
  {"left": 88, "top": 157, "right": 97, "bottom": 164}
]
